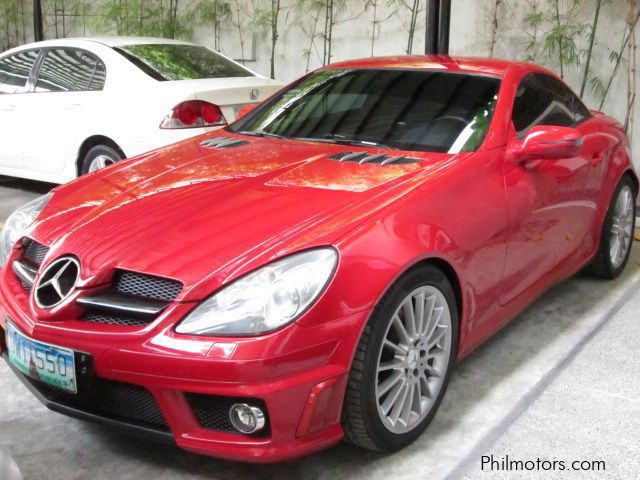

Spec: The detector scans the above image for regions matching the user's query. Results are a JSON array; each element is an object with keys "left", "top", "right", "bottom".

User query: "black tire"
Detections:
[
  {"left": 80, "top": 144, "right": 123, "bottom": 175},
  {"left": 342, "top": 264, "right": 459, "bottom": 452},
  {"left": 585, "top": 175, "right": 636, "bottom": 279}
]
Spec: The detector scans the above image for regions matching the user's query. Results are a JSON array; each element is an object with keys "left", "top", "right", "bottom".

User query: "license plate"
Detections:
[{"left": 6, "top": 322, "right": 77, "bottom": 393}]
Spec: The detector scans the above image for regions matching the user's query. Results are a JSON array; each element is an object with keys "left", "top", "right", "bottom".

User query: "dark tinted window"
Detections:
[
  {"left": 114, "top": 44, "right": 254, "bottom": 81},
  {"left": 512, "top": 73, "right": 590, "bottom": 136},
  {"left": 233, "top": 69, "right": 500, "bottom": 153},
  {"left": 0, "top": 50, "right": 39, "bottom": 94},
  {"left": 36, "top": 49, "right": 106, "bottom": 92}
]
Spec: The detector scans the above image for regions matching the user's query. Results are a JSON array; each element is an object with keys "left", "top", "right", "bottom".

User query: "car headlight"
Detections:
[
  {"left": 0, "top": 193, "right": 52, "bottom": 266},
  {"left": 176, "top": 248, "right": 338, "bottom": 336}
]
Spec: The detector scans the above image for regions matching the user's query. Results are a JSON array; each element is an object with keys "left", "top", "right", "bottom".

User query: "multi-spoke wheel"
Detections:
[
  {"left": 375, "top": 286, "right": 452, "bottom": 434},
  {"left": 586, "top": 175, "right": 636, "bottom": 279},
  {"left": 80, "top": 144, "right": 124, "bottom": 175},
  {"left": 609, "top": 184, "right": 634, "bottom": 269},
  {"left": 343, "top": 265, "right": 458, "bottom": 452}
]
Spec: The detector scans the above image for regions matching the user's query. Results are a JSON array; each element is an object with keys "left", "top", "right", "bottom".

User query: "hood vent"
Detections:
[
  {"left": 200, "top": 137, "right": 248, "bottom": 149},
  {"left": 328, "top": 151, "right": 421, "bottom": 165}
]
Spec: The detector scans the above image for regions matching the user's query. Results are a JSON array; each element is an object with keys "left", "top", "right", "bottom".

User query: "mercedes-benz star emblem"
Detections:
[
  {"left": 250, "top": 89, "right": 260, "bottom": 101},
  {"left": 34, "top": 256, "right": 80, "bottom": 309}
]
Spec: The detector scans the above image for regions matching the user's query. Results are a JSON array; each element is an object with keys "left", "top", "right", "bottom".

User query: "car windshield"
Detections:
[
  {"left": 232, "top": 68, "right": 500, "bottom": 153},
  {"left": 114, "top": 44, "right": 254, "bottom": 81}
]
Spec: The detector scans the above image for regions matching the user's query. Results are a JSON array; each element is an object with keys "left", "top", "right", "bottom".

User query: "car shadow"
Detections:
[{"left": 76, "top": 245, "right": 640, "bottom": 480}]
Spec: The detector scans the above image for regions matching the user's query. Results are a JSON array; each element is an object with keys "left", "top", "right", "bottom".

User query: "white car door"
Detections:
[
  {"left": 0, "top": 49, "right": 40, "bottom": 169},
  {"left": 21, "top": 48, "right": 106, "bottom": 175}
]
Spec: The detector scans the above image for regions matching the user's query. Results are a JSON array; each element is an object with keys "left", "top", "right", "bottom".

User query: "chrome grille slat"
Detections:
[
  {"left": 12, "top": 260, "right": 37, "bottom": 287},
  {"left": 77, "top": 292, "right": 168, "bottom": 317}
]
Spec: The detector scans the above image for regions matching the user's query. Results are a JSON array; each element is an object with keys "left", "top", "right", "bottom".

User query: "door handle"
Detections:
[{"left": 591, "top": 151, "right": 606, "bottom": 163}]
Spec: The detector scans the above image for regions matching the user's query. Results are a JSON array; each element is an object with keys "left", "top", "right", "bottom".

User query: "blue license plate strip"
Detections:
[{"left": 5, "top": 322, "right": 77, "bottom": 393}]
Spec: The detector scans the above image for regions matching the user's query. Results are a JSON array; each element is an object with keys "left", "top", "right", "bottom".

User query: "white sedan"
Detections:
[{"left": 0, "top": 37, "right": 283, "bottom": 183}]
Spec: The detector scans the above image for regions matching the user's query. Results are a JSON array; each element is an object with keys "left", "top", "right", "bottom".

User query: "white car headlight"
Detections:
[
  {"left": 0, "top": 193, "right": 52, "bottom": 266},
  {"left": 176, "top": 248, "right": 338, "bottom": 336}
]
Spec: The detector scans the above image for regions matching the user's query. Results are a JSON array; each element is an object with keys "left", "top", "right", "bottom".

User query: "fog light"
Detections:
[{"left": 229, "top": 403, "right": 265, "bottom": 434}]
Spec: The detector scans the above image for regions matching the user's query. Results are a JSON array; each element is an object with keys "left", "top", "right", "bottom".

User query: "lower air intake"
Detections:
[{"left": 26, "top": 375, "right": 169, "bottom": 432}]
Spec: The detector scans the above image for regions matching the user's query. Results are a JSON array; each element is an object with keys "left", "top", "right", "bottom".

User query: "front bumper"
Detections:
[{"left": 0, "top": 275, "right": 367, "bottom": 463}]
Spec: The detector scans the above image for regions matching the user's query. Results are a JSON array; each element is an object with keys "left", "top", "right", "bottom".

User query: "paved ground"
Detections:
[{"left": 0, "top": 176, "right": 639, "bottom": 480}]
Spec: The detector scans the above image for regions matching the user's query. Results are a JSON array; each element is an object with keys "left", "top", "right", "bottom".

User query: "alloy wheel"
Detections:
[
  {"left": 609, "top": 185, "right": 634, "bottom": 269},
  {"left": 375, "top": 285, "right": 453, "bottom": 434},
  {"left": 88, "top": 154, "right": 116, "bottom": 172}
]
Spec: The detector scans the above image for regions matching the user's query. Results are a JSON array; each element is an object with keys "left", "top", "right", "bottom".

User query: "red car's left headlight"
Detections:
[
  {"left": 175, "top": 248, "right": 338, "bottom": 337},
  {"left": 0, "top": 193, "right": 52, "bottom": 266}
]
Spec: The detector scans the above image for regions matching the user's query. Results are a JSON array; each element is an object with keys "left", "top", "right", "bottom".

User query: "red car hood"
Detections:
[{"left": 32, "top": 135, "right": 457, "bottom": 300}]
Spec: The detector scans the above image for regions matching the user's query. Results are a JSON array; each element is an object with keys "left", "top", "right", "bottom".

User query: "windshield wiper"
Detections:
[
  {"left": 237, "top": 130, "right": 288, "bottom": 140},
  {"left": 297, "top": 133, "right": 399, "bottom": 151}
]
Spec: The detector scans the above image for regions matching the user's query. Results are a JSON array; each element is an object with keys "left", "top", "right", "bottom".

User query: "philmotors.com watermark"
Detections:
[{"left": 481, "top": 454, "right": 606, "bottom": 472}]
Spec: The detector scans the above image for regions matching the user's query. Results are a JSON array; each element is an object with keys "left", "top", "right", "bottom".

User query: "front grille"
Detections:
[
  {"left": 186, "top": 393, "right": 269, "bottom": 435},
  {"left": 114, "top": 271, "right": 182, "bottom": 302},
  {"left": 23, "top": 239, "right": 49, "bottom": 265},
  {"left": 26, "top": 375, "right": 169, "bottom": 432},
  {"left": 17, "top": 239, "right": 49, "bottom": 291},
  {"left": 81, "top": 312, "right": 151, "bottom": 327},
  {"left": 77, "top": 271, "right": 181, "bottom": 328}
]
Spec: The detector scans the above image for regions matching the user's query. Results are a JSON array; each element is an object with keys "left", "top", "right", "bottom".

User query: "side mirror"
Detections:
[
  {"left": 511, "top": 126, "right": 583, "bottom": 162},
  {"left": 237, "top": 103, "right": 258, "bottom": 119}
]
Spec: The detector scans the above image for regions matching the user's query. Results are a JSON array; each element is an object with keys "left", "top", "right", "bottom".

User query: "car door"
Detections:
[
  {"left": 22, "top": 48, "right": 106, "bottom": 174},
  {"left": 500, "top": 73, "right": 595, "bottom": 306},
  {"left": 0, "top": 49, "right": 40, "bottom": 169}
]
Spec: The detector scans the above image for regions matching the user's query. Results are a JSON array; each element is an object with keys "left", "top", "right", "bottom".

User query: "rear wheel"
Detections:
[
  {"left": 586, "top": 176, "right": 636, "bottom": 279},
  {"left": 80, "top": 144, "right": 123, "bottom": 175},
  {"left": 343, "top": 265, "right": 458, "bottom": 452}
]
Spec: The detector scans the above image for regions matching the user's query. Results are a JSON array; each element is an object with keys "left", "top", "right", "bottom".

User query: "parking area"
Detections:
[{"left": 0, "top": 176, "right": 639, "bottom": 480}]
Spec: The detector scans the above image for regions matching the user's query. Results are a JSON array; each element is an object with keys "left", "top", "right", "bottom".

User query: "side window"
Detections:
[
  {"left": 36, "top": 49, "right": 106, "bottom": 92},
  {"left": 511, "top": 73, "right": 589, "bottom": 137},
  {"left": 535, "top": 73, "right": 590, "bottom": 122},
  {"left": 0, "top": 50, "right": 39, "bottom": 94}
]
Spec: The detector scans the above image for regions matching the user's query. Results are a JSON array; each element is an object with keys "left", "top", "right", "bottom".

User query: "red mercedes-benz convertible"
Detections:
[{"left": 0, "top": 56, "right": 636, "bottom": 462}]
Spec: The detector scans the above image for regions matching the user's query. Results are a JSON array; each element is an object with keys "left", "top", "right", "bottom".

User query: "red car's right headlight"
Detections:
[{"left": 175, "top": 248, "right": 338, "bottom": 337}]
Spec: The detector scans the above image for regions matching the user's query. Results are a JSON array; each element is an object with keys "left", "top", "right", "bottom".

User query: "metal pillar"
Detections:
[
  {"left": 425, "top": 0, "right": 451, "bottom": 55},
  {"left": 33, "top": 0, "right": 44, "bottom": 42}
]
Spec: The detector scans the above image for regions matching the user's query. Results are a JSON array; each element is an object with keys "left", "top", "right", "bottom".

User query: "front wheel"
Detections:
[
  {"left": 343, "top": 265, "right": 459, "bottom": 452},
  {"left": 80, "top": 144, "right": 123, "bottom": 175},
  {"left": 586, "top": 176, "right": 636, "bottom": 279}
]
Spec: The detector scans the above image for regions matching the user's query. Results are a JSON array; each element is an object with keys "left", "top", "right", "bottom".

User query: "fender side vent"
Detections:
[
  {"left": 327, "top": 151, "right": 421, "bottom": 165},
  {"left": 200, "top": 137, "right": 248, "bottom": 149}
]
